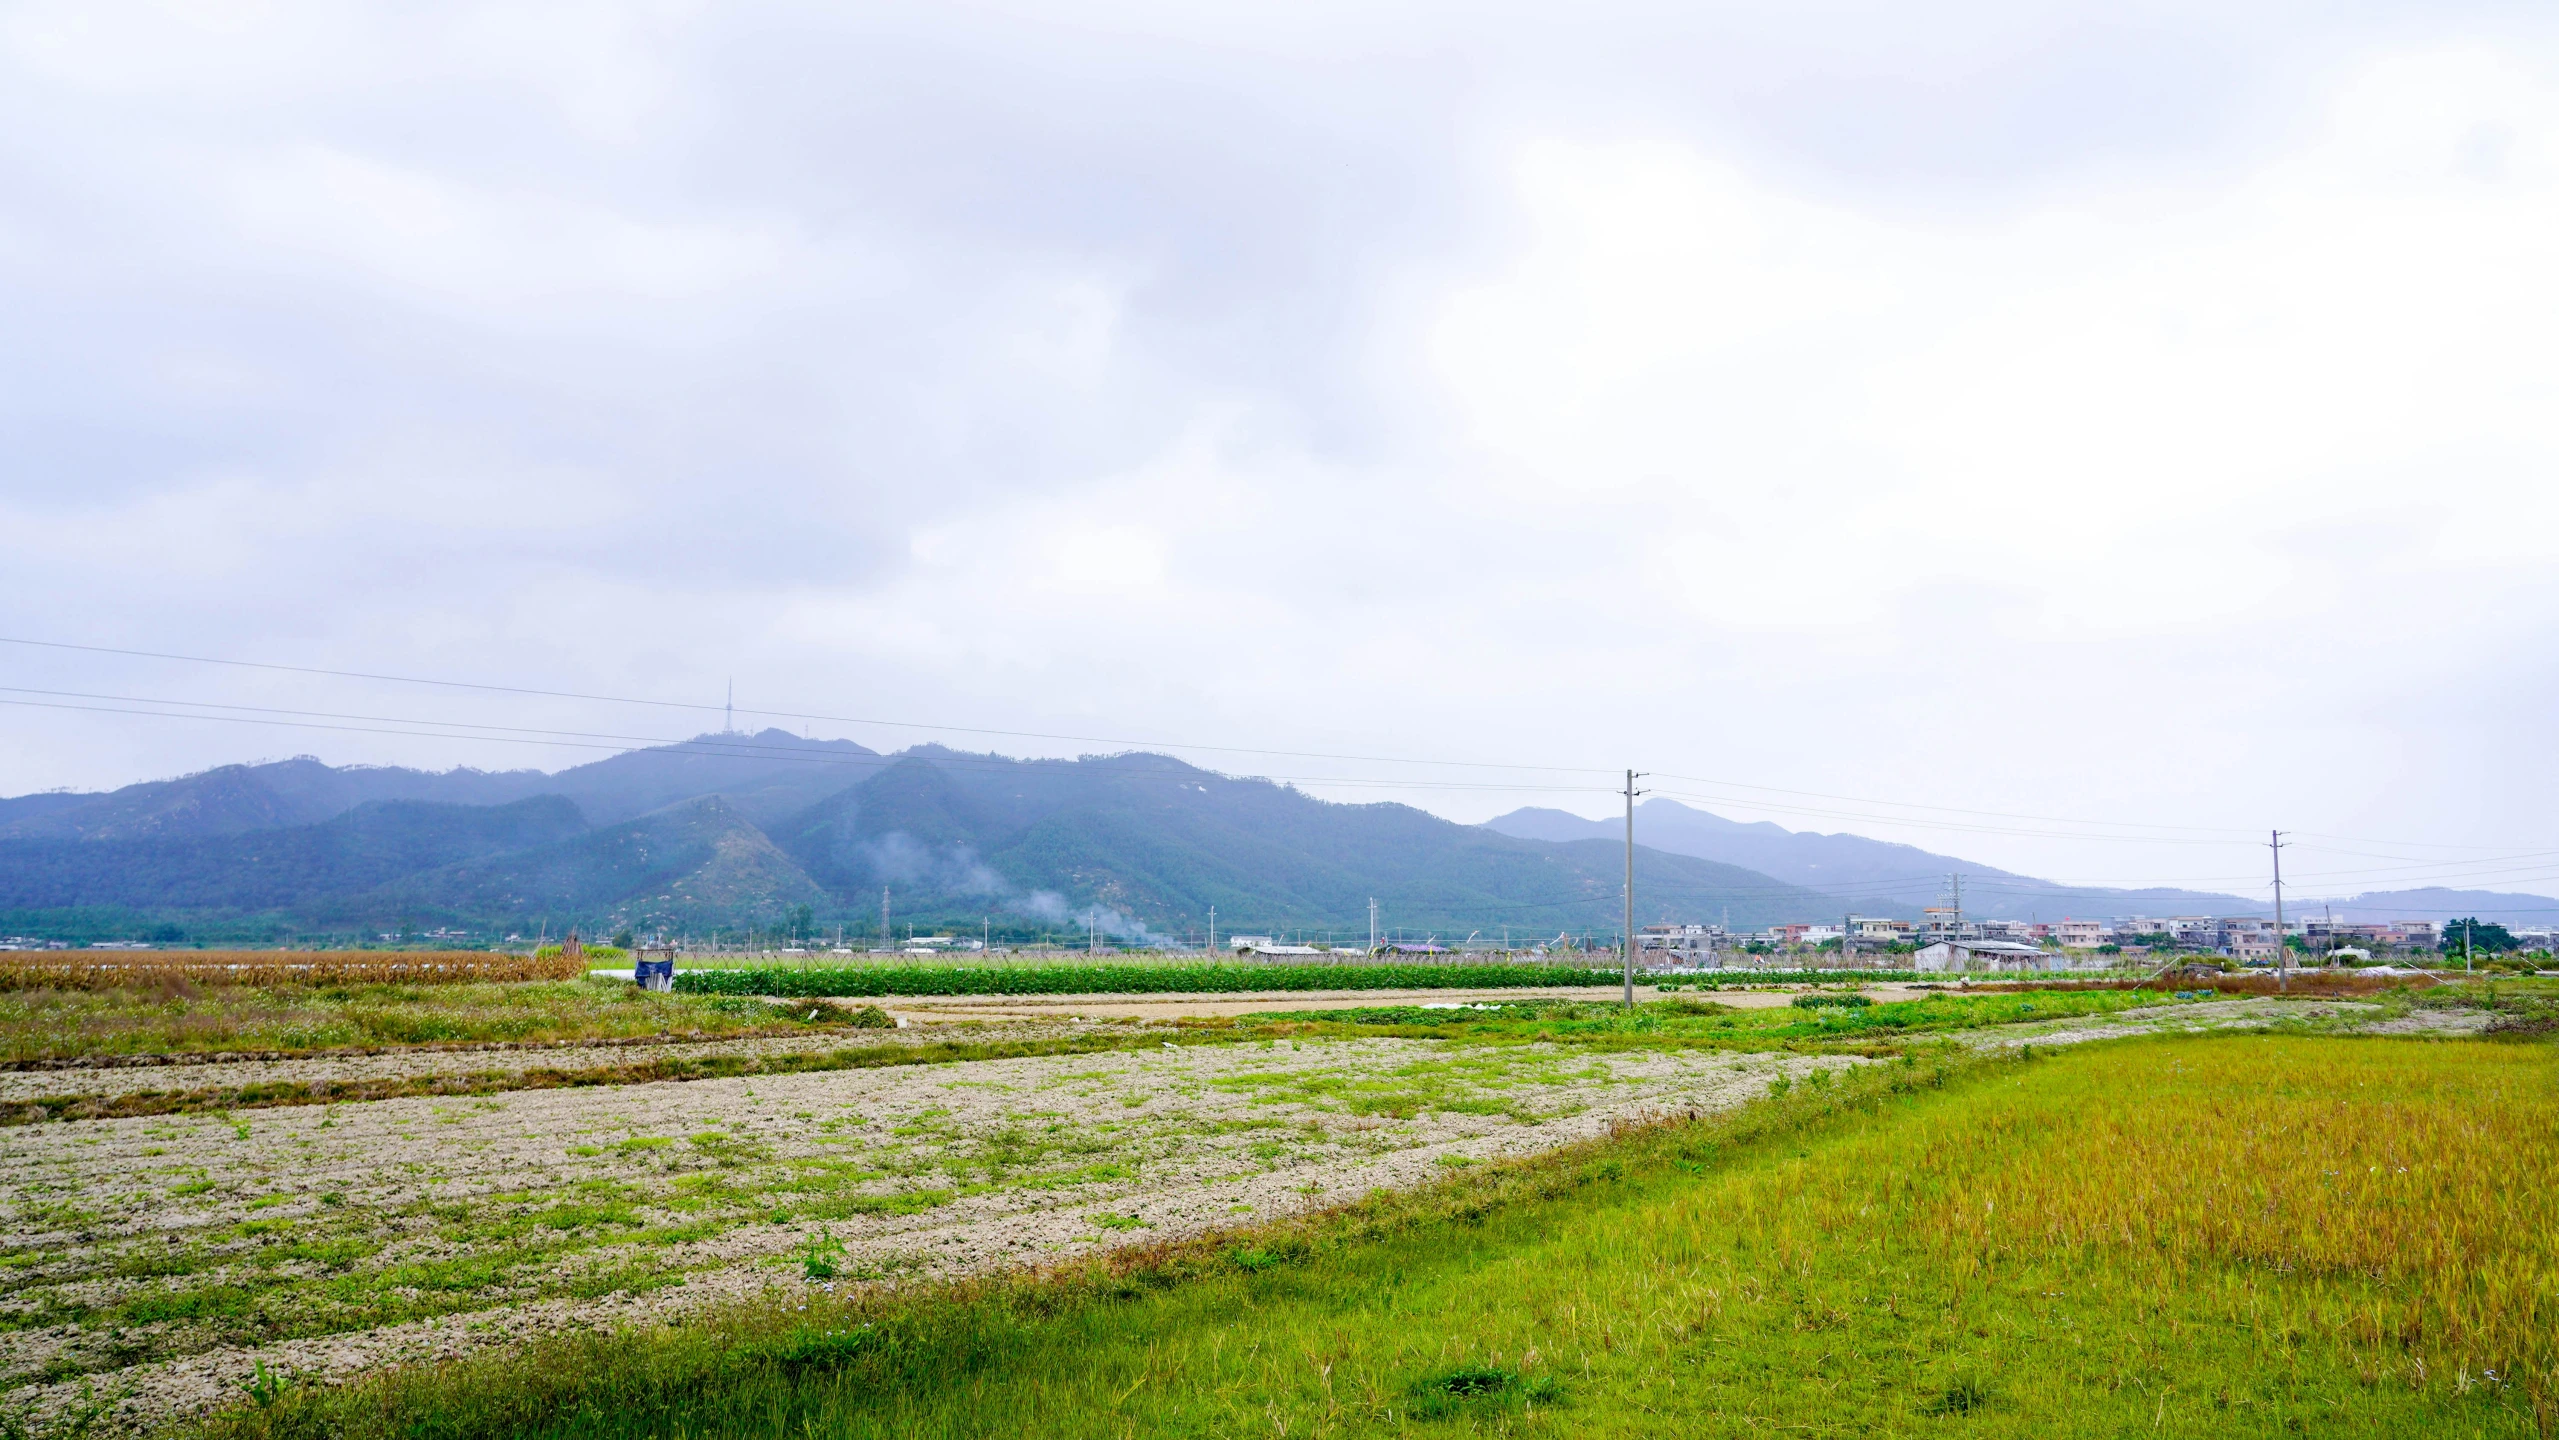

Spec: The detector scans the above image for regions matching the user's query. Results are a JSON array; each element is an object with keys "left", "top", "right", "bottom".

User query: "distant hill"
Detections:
[
  {"left": 770, "top": 748, "right": 1835, "bottom": 941},
  {"left": 0, "top": 757, "right": 548, "bottom": 842},
  {"left": 0, "top": 740, "right": 1835, "bottom": 942},
  {"left": 2292, "top": 888, "right": 2559, "bottom": 928},
  {"left": 0, "top": 730, "right": 886, "bottom": 843},
  {"left": 0, "top": 797, "right": 588, "bottom": 916},
  {"left": 1484, "top": 799, "right": 2265, "bottom": 920}
]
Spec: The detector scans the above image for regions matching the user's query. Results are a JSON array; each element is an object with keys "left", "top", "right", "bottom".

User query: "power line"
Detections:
[
  {"left": 3, "top": 633, "right": 2540, "bottom": 869},
  {"left": 0, "top": 636, "right": 1611, "bottom": 778},
  {"left": 0, "top": 697, "right": 1611, "bottom": 796}
]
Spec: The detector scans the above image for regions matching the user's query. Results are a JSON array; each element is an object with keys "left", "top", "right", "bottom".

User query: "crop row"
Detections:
[{"left": 673, "top": 963, "right": 1637, "bottom": 997}]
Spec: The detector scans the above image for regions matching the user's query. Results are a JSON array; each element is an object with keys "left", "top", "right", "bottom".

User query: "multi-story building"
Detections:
[{"left": 2056, "top": 918, "right": 2108, "bottom": 950}]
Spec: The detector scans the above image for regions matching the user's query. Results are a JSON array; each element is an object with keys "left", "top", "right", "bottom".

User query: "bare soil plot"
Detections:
[
  {"left": 0, "top": 1022, "right": 1060, "bottom": 1108},
  {"left": 0, "top": 1033, "right": 1850, "bottom": 1429}
]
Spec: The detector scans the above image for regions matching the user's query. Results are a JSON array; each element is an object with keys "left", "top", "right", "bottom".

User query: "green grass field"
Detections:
[{"left": 185, "top": 1030, "right": 2556, "bottom": 1439}]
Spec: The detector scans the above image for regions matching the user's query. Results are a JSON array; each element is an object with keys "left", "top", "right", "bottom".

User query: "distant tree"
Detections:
[
  {"left": 2440, "top": 918, "right": 2519, "bottom": 955},
  {"left": 612, "top": 929, "right": 636, "bottom": 949}
]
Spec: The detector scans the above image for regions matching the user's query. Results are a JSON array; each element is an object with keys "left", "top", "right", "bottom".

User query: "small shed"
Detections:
[{"left": 1913, "top": 939, "right": 2056, "bottom": 973}]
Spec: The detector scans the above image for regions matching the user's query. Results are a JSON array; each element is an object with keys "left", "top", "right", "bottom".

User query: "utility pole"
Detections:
[
  {"left": 1842, "top": 911, "right": 1854, "bottom": 970},
  {"left": 1369, "top": 897, "right": 1378, "bottom": 954},
  {"left": 2466, "top": 919, "right": 2474, "bottom": 975},
  {"left": 880, "top": 887, "right": 890, "bottom": 952},
  {"left": 2269, "top": 830, "right": 2288, "bottom": 994},
  {"left": 1208, "top": 905, "right": 1216, "bottom": 956},
  {"left": 1951, "top": 873, "right": 1963, "bottom": 938},
  {"left": 1623, "top": 769, "right": 1647, "bottom": 1008}
]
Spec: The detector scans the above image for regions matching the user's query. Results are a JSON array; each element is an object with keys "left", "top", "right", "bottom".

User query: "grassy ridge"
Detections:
[
  {"left": 673, "top": 963, "right": 1630, "bottom": 997},
  {"left": 188, "top": 1034, "right": 2558, "bottom": 1438}
]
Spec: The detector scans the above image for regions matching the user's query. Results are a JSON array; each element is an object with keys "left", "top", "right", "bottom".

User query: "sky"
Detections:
[{"left": 4, "top": 1, "right": 2559, "bottom": 905}]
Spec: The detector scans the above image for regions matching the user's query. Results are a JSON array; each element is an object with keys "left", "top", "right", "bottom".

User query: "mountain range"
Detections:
[
  {"left": 1482, "top": 801, "right": 2558, "bottom": 928},
  {"left": 0, "top": 735, "right": 1834, "bottom": 943},
  {"left": 2, "top": 737, "right": 2543, "bottom": 943}
]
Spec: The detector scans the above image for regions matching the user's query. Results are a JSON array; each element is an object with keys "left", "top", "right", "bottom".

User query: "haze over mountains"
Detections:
[
  {"left": 0, "top": 734, "right": 1834, "bottom": 943},
  {"left": 1483, "top": 802, "right": 2263, "bottom": 920},
  {"left": 1482, "top": 802, "right": 2559, "bottom": 927},
  {"left": 1, "top": 736, "right": 2543, "bottom": 944}
]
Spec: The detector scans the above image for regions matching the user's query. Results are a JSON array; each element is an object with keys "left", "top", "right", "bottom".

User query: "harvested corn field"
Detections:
[
  {"left": 0, "top": 981, "right": 870, "bottom": 1065},
  {"left": 0, "top": 953, "right": 589, "bottom": 992}
]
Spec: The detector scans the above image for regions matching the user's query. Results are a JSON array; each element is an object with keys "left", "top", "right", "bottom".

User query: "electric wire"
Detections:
[{"left": 6, "top": 635, "right": 2551, "bottom": 903}]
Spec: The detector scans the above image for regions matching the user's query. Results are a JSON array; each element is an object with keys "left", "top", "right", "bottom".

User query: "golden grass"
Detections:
[{"left": 1894, "top": 1037, "right": 2557, "bottom": 1389}]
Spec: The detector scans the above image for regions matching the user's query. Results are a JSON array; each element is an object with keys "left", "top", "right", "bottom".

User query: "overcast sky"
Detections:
[{"left": 5, "top": 1, "right": 2558, "bottom": 903}]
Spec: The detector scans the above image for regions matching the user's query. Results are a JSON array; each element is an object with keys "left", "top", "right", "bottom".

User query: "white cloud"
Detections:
[{"left": 4, "top": 6, "right": 2557, "bottom": 899}]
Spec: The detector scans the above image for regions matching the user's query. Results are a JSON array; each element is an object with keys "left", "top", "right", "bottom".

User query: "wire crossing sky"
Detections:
[{"left": 3, "top": 2, "right": 2554, "bottom": 897}]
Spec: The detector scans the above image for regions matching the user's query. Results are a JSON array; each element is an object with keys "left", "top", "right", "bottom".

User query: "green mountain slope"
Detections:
[
  {"left": 0, "top": 797, "right": 589, "bottom": 915},
  {"left": 0, "top": 740, "right": 1840, "bottom": 941},
  {"left": 772, "top": 750, "right": 1833, "bottom": 937},
  {"left": 375, "top": 796, "right": 830, "bottom": 926}
]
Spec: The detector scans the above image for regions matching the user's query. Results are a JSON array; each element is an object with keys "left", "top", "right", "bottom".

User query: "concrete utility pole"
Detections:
[
  {"left": 2466, "top": 919, "right": 2474, "bottom": 975},
  {"left": 1208, "top": 906, "right": 1216, "bottom": 956},
  {"left": 880, "top": 887, "right": 890, "bottom": 952},
  {"left": 2270, "top": 830, "right": 2288, "bottom": 994},
  {"left": 1623, "top": 769, "right": 1647, "bottom": 1008},
  {"left": 1842, "top": 911, "right": 1854, "bottom": 969},
  {"left": 1369, "top": 897, "right": 1378, "bottom": 954}
]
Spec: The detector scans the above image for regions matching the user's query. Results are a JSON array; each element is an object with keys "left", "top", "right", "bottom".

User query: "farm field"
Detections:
[
  {"left": 0, "top": 976, "right": 2540, "bottom": 1436},
  {"left": 186, "top": 1029, "right": 2559, "bottom": 1440},
  {"left": 0, "top": 981, "right": 874, "bottom": 1066}
]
